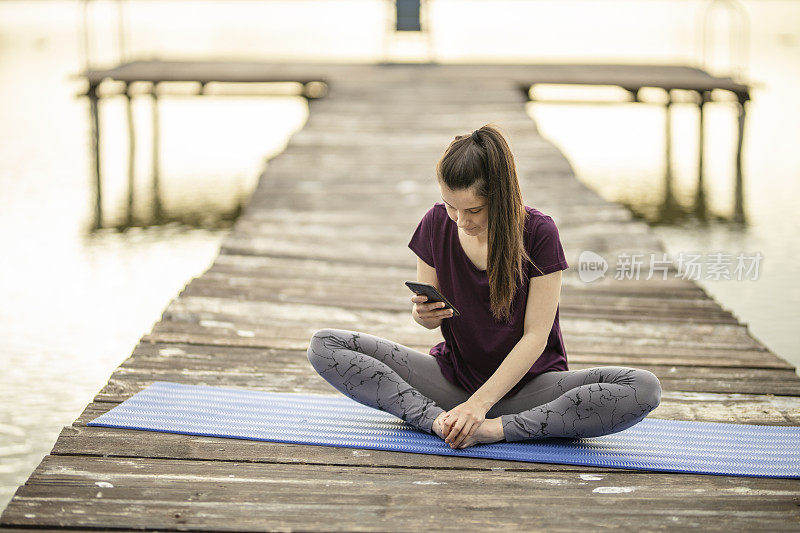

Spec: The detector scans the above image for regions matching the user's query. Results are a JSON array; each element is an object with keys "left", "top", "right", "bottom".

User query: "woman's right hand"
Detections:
[{"left": 412, "top": 294, "right": 454, "bottom": 323}]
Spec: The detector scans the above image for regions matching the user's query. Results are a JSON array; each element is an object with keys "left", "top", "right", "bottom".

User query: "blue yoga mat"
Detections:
[{"left": 88, "top": 381, "right": 800, "bottom": 478}]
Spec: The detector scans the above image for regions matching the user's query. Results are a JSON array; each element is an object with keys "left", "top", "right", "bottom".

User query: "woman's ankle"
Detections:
[{"left": 490, "top": 417, "right": 506, "bottom": 441}]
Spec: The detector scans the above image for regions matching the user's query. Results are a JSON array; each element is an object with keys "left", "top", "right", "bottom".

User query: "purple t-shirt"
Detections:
[{"left": 408, "top": 202, "right": 569, "bottom": 398}]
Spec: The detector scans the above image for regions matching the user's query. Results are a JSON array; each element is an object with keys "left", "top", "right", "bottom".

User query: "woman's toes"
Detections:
[{"left": 432, "top": 412, "right": 448, "bottom": 439}]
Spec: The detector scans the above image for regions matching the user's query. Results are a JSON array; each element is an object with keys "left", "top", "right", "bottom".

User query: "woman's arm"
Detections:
[
  {"left": 411, "top": 256, "right": 446, "bottom": 329},
  {"left": 441, "top": 270, "right": 563, "bottom": 447},
  {"left": 471, "top": 269, "right": 563, "bottom": 409}
]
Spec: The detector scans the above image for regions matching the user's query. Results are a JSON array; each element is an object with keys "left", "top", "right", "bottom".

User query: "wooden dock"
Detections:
[
  {"left": 3, "top": 62, "right": 799, "bottom": 531},
  {"left": 78, "top": 60, "right": 752, "bottom": 228}
]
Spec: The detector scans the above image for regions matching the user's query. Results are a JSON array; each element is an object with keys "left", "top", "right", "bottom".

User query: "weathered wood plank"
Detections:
[
  {"left": 126, "top": 339, "right": 785, "bottom": 379},
  {"left": 2, "top": 456, "right": 795, "bottom": 532},
  {"left": 140, "top": 331, "right": 791, "bottom": 381},
  {"left": 51, "top": 423, "right": 611, "bottom": 472},
  {"left": 146, "top": 316, "right": 757, "bottom": 354},
  {"left": 114, "top": 341, "right": 800, "bottom": 396},
  {"left": 137, "top": 329, "right": 788, "bottom": 372},
  {"left": 156, "top": 295, "right": 761, "bottom": 343},
  {"left": 217, "top": 235, "right": 673, "bottom": 274},
  {"left": 238, "top": 190, "right": 639, "bottom": 216},
  {"left": 92, "top": 365, "right": 800, "bottom": 403},
  {"left": 185, "top": 273, "right": 720, "bottom": 311},
  {"left": 50, "top": 393, "right": 800, "bottom": 476},
  {"left": 130, "top": 336, "right": 781, "bottom": 369},
  {"left": 78, "top": 385, "right": 800, "bottom": 430},
  {"left": 206, "top": 253, "right": 707, "bottom": 295},
  {"left": 197, "top": 280, "right": 724, "bottom": 325},
  {"left": 177, "top": 277, "right": 740, "bottom": 323}
]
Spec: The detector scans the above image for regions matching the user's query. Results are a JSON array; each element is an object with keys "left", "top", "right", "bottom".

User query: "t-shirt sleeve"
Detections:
[
  {"left": 528, "top": 215, "right": 569, "bottom": 277},
  {"left": 408, "top": 207, "right": 436, "bottom": 268}
]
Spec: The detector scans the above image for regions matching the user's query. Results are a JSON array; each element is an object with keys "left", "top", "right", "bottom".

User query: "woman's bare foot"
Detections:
[
  {"left": 453, "top": 417, "right": 505, "bottom": 449},
  {"left": 432, "top": 411, "right": 448, "bottom": 439}
]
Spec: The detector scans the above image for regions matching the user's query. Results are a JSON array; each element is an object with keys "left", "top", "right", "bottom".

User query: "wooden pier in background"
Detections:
[
  {"left": 76, "top": 60, "right": 751, "bottom": 229},
  {"left": 3, "top": 61, "right": 799, "bottom": 531}
]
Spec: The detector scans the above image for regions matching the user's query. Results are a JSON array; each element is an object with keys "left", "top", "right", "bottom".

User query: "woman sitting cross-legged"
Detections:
[{"left": 307, "top": 124, "right": 662, "bottom": 449}]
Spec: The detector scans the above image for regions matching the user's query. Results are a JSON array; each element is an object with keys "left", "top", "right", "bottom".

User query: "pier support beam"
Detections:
[
  {"left": 151, "top": 82, "right": 164, "bottom": 224},
  {"left": 733, "top": 94, "right": 748, "bottom": 224},
  {"left": 125, "top": 83, "right": 136, "bottom": 228},
  {"left": 88, "top": 82, "right": 103, "bottom": 230},
  {"left": 694, "top": 90, "right": 710, "bottom": 222},
  {"left": 658, "top": 89, "right": 682, "bottom": 223}
]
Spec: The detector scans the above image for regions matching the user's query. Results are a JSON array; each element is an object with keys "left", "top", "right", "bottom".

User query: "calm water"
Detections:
[{"left": 1, "top": 0, "right": 798, "bottom": 511}]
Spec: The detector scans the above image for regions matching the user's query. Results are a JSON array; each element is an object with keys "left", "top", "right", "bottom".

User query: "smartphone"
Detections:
[{"left": 404, "top": 281, "right": 461, "bottom": 317}]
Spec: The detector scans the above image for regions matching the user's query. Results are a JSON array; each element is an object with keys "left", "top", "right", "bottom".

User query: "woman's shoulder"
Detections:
[
  {"left": 422, "top": 202, "right": 447, "bottom": 222},
  {"left": 523, "top": 205, "right": 558, "bottom": 231}
]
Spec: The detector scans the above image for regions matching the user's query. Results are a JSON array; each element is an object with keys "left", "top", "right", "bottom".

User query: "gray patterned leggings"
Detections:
[{"left": 307, "top": 328, "right": 662, "bottom": 442}]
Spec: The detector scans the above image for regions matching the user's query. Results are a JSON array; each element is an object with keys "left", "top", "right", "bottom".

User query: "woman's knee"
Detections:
[
  {"left": 634, "top": 369, "right": 662, "bottom": 410},
  {"left": 309, "top": 328, "right": 339, "bottom": 344},
  {"left": 307, "top": 328, "right": 343, "bottom": 369}
]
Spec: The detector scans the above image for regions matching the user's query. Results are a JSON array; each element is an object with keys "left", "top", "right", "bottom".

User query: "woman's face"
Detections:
[{"left": 439, "top": 183, "right": 489, "bottom": 239}]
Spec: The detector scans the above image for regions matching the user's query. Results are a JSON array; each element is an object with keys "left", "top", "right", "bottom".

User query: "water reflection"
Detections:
[
  {"left": 104, "top": 195, "right": 245, "bottom": 231},
  {"left": 529, "top": 86, "right": 751, "bottom": 227},
  {"left": 655, "top": 88, "right": 748, "bottom": 227},
  {"left": 82, "top": 81, "right": 311, "bottom": 231}
]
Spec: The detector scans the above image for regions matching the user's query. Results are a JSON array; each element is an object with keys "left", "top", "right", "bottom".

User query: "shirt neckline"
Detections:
[
  {"left": 451, "top": 219, "right": 488, "bottom": 273},
  {"left": 441, "top": 203, "right": 537, "bottom": 276}
]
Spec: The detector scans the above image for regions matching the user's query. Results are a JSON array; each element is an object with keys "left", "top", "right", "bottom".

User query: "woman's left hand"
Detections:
[{"left": 441, "top": 400, "right": 488, "bottom": 449}]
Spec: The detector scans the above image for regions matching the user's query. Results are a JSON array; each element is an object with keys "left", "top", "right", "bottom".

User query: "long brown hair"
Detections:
[{"left": 435, "top": 123, "right": 542, "bottom": 323}]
